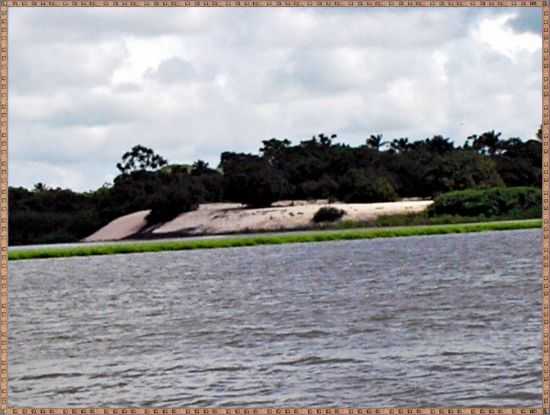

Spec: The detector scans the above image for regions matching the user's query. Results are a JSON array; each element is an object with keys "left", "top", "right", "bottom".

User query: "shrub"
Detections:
[
  {"left": 428, "top": 187, "right": 541, "bottom": 218},
  {"left": 313, "top": 206, "right": 346, "bottom": 223}
]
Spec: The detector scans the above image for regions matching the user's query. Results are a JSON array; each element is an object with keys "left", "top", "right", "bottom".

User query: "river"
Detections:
[{"left": 8, "top": 229, "right": 542, "bottom": 407}]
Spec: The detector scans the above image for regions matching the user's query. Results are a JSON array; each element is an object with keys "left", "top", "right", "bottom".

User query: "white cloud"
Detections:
[
  {"left": 111, "top": 35, "right": 185, "bottom": 85},
  {"left": 473, "top": 13, "right": 541, "bottom": 62},
  {"left": 7, "top": 7, "right": 543, "bottom": 191}
]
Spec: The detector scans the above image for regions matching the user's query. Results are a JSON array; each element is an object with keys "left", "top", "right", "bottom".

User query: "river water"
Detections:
[{"left": 8, "top": 229, "right": 542, "bottom": 408}]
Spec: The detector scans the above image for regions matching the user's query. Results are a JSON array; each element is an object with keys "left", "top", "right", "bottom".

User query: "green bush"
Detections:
[
  {"left": 428, "top": 187, "right": 541, "bottom": 218},
  {"left": 312, "top": 206, "right": 346, "bottom": 223}
]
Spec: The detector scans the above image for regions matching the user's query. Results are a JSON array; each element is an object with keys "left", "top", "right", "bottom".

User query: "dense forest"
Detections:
[{"left": 9, "top": 128, "right": 543, "bottom": 245}]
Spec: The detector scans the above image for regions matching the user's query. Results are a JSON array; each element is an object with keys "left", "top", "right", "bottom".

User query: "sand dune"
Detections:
[
  {"left": 83, "top": 200, "right": 433, "bottom": 243},
  {"left": 83, "top": 210, "right": 151, "bottom": 242}
]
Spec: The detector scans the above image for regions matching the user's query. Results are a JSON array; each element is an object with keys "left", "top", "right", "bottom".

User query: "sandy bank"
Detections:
[
  {"left": 83, "top": 210, "right": 151, "bottom": 242},
  {"left": 84, "top": 200, "right": 433, "bottom": 243},
  {"left": 154, "top": 200, "right": 433, "bottom": 235}
]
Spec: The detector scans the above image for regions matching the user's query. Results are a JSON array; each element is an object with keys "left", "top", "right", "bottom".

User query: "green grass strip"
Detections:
[{"left": 8, "top": 219, "right": 542, "bottom": 261}]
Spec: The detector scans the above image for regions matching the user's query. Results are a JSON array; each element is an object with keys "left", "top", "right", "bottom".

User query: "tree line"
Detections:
[{"left": 8, "top": 129, "right": 542, "bottom": 245}]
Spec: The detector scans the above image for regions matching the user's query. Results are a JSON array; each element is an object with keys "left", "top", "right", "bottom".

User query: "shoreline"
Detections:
[
  {"left": 8, "top": 219, "right": 542, "bottom": 261},
  {"left": 83, "top": 200, "right": 434, "bottom": 242}
]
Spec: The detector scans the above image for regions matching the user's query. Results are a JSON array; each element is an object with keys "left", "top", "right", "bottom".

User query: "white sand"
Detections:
[
  {"left": 83, "top": 200, "right": 433, "bottom": 242},
  {"left": 155, "top": 200, "right": 433, "bottom": 235},
  {"left": 83, "top": 210, "right": 151, "bottom": 242}
]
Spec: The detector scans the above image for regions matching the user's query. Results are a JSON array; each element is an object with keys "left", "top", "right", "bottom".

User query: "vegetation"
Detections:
[
  {"left": 312, "top": 207, "right": 346, "bottom": 223},
  {"left": 428, "top": 187, "right": 541, "bottom": 218},
  {"left": 145, "top": 173, "right": 203, "bottom": 225},
  {"left": 9, "top": 219, "right": 541, "bottom": 261},
  {"left": 8, "top": 185, "right": 103, "bottom": 245},
  {"left": 221, "top": 153, "right": 290, "bottom": 208},
  {"left": 8, "top": 126, "right": 543, "bottom": 245},
  {"left": 116, "top": 145, "right": 168, "bottom": 174}
]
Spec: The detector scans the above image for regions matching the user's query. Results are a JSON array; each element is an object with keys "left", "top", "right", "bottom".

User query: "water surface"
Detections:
[{"left": 9, "top": 229, "right": 542, "bottom": 407}]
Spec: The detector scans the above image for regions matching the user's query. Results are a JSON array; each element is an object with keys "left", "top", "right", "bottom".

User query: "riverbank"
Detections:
[
  {"left": 8, "top": 219, "right": 541, "bottom": 261},
  {"left": 83, "top": 200, "right": 433, "bottom": 242}
]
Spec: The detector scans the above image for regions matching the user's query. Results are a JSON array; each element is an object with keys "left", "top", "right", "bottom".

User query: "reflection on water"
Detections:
[{"left": 9, "top": 229, "right": 542, "bottom": 407}]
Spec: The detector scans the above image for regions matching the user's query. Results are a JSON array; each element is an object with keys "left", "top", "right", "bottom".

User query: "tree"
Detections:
[
  {"left": 116, "top": 145, "right": 168, "bottom": 174},
  {"left": 191, "top": 160, "right": 218, "bottom": 176},
  {"left": 10, "top": 128, "right": 545, "bottom": 246},
  {"left": 466, "top": 131, "right": 502, "bottom": 156},
  {"left": 337, "top": 168, "right": 398, "bottom": 203},
  {"left": 98, "top": 170, "right": 162, "bottom": 222},
  {"left": 221, "top": 152, "right": 290, "bottom": 207},
  {"left": 494, "top": 138, "right": 541, "bottom": 187},
  {"left": 298, "top": 174, "right": 339, "bottom": 200},
  {"left": 318, "top": 133, "right": 336, "bottom": 147},
  {"left": 146, "top": 175, "right": 204, "bottom": 225},
  {"left": 260, "top": 138, "right": 292, "bottom": 167},
  {"left": 424, "top": 135, "right": 454, "bottom": 154},
  {"left": 366, "top": 134, "right": 387, "bottom": 151},
  {"left": 423, "top": 150, "right": 504, "bottom": 195},
  {"left": 390, "top": 137, "right": 410, "bottom": 153},
  {"left": 8, "top": 186, "right": 102, "bottom": 245},
  {"left": 33, "top": 182, "right": 49, "bottom": 192}
]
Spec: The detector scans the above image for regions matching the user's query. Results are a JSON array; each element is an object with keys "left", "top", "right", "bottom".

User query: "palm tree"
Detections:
[
  {"left": 466, "top": 131, "right": 502, "bottom": 156},
  {"left": 390, "top": 137, "right": 410, "bottom": 153},
  {"left": 191, "top": 160, "right": 211, "bottom": 175},
  {"left": 318, "top": 133, "right": 337, "bottom": 147},
  {"left": 366, "top": 134, "right": 388, "bottom": 151},
  {"left": 33, "top": 182, "right": 48, "bottom": 192}
]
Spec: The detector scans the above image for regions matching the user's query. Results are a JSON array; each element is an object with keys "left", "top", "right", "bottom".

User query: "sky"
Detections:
[{"left": 7, "top": 6, "right": 543, "bottom": 192}]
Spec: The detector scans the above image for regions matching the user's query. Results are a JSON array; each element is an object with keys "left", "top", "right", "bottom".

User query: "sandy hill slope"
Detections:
[
  {"left": 83, "top": 210, "right": 151, "bottom": 242},
  {"left": 84, "top": 200, "right": 433, "bottom": 242}
]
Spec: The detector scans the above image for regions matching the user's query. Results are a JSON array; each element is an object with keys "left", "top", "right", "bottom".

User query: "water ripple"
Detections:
[{"left": 8, "top": 229, "right": 543, "bottom": 407}]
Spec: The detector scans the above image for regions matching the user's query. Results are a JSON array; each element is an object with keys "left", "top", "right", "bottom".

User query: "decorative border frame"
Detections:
[{"left": 0, "top": 1, "right": 548, "bottom": 413}]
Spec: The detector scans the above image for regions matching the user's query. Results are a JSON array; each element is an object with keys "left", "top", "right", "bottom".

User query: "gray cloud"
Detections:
[
  {"left": 8, "top": 37, "right": 128, "bottom": 94},
  {"left": 507, "top": 7, "right": 542, "bottom": 33},
  {"left": 7, "top": 7, "right": 543, "bottom": 191},
  {"left": 8, "top": 7, "right": 219, "bottom": 43},
  {"left": 144, "top": 57, "right": 198, "bottom": 84}
]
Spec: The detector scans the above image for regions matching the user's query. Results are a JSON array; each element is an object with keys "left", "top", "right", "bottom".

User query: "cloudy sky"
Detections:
[{"left": 8, "top": 6, "right": 542, "bottom": 191}]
